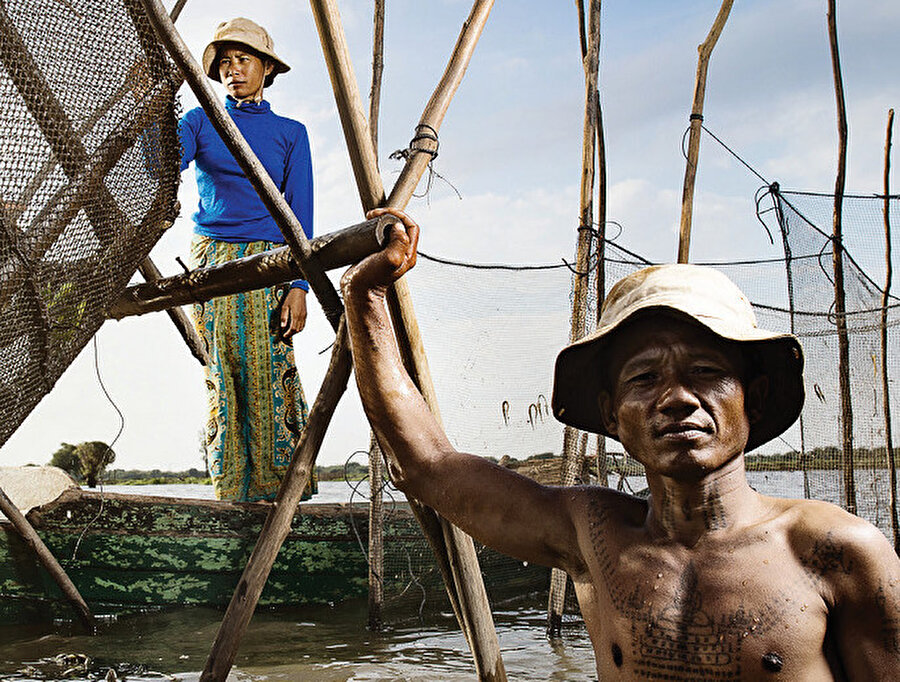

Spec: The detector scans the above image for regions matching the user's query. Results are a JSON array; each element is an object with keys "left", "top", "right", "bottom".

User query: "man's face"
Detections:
[{"left": 600, "top": 314, "right": 759, "bottom": 480}]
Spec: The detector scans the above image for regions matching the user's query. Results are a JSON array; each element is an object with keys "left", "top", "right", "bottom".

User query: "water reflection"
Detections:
[{"left": 0, "top": 595, "right": 597, "bottom": 681}]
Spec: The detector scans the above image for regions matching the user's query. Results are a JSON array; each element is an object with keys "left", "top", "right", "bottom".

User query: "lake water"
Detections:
[
  {"left": 0, "top": 594, "right": 597, "bottom": 681},
  {"left": 2, "top": 472, "right": 896, "bottom": 680}
]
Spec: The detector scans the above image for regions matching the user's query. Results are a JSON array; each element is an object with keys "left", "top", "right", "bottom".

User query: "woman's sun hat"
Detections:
[
  {"left": 551, "top": 263, "right": 804, "bottom": 452},
  {"left": 202, "top": 17, "right": 290, "bottom": 88}
]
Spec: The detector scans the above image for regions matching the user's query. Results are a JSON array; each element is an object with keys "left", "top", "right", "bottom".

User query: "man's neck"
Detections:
[{"left": 644, "top": 456, "right": 769, "bottom": 546}]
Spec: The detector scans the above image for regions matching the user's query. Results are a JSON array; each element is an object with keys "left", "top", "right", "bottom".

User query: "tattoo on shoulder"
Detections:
[
  {"left": 800, "top": 532, "right": 854, "bottom": 582},
  {"left": 875, "top": 582, "right": 900, "bottom": 655}
]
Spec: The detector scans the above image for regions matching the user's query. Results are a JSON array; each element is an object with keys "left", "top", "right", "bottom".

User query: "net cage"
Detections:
[
  {"left": 397, "top": 192, "right": 899, "bottom": 618},
  {"left": 402, "top": 190, "right": 900, "bottom": 557},
  {"left": 0, "top": 0, "right": 181, "bottom": 447}
]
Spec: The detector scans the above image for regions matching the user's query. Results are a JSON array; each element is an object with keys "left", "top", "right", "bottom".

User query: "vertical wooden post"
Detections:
[
  {"left": 677, "top": 0, "right": 734, "bottom": 264},
  {"left": 547, "top": 0, "right": 601, "bottom": 639},
  {"left": 366, "top": 0, "right": 386, "bottom": 628},
  {"left": 309, "top": 1, "right": 506, "bottom": 679},
  {"left": 772, "top": 188, "right": 812, "bottom": 498},
  {"left": 827, "top": 0, "right": 856, "bottom": 514},
  {"left": 881, "top": 108, "right": 898, "bottom": 550},
  {"left": 367, "top": 433, "right": 385, "bottom": 630},
  {"left": 368, "top": 0, "right": 385, "bottom": 159}
]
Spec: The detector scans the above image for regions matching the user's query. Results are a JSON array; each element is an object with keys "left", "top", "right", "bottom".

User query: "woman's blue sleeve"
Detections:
[
  {"left": 283, "top": 122, "right": 314, "bottom": 290},
  {"left": 178, "top": 110, "right": 199, "bottom": 172}
]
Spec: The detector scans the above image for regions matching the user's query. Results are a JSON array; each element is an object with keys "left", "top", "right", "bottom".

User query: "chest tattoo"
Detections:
[
  {"left": 587, "top": 498, "right": 790, "bottom": 679},
  {"left": 799, "top": 532, "right": 854, "bottom": 585}
]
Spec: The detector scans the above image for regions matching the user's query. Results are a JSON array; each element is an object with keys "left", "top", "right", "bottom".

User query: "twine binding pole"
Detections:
[{"left": 677, "top": 0, "right": 734, "bottom": 264}]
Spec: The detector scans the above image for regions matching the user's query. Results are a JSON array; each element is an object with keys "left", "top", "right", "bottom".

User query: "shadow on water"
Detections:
[{"left": 0, "top": 594, "right": 597, "bottom": 681}]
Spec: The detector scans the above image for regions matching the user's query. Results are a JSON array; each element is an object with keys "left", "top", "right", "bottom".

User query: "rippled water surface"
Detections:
[{"left": 0, "top": 596, "right": 596, "bottom": 681}]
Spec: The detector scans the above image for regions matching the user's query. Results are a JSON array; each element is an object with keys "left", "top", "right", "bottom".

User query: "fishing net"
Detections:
[
  {"left": 0, "top": 0, "right": 181, "bottom": 447},
  {"left": 388, "top": 191, "right": 899, "bottom": 620},
  {"left": 395, "top": 190, "right": 899, "bottom": 601}
]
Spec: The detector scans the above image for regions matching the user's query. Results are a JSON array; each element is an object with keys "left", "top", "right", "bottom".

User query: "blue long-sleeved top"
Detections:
[{"left": 179, "top": 97, "right": 313, "bottom": 289}]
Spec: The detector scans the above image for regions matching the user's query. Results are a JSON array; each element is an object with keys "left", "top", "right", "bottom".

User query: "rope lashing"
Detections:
[{"left": 389, "top": 123, "right": 439, "bottom": 161}]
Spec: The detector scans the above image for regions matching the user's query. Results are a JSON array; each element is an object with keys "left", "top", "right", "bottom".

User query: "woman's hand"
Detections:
[
  {"left": 341, "top": 208, "right": 419, "bottom": 298},
  {"left": 280, "top": 287, "right": 307, "bottom": 341}
]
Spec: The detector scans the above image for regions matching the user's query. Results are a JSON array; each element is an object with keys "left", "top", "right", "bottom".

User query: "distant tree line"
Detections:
[{"left": 49, "top": 441, "right": 115, "bottom": 488}]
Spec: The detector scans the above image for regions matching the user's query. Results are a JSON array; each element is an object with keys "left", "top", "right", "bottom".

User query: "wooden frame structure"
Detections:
[{"left": 134, "top": 0, "right": 505, "bottom": 679}]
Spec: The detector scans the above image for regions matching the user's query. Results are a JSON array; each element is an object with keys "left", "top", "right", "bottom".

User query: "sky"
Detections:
[{"left": 3, "top": 0, "right": 899, "bottom": 471}]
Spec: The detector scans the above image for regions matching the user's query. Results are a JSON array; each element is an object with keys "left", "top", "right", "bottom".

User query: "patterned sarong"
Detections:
[{"left": 190, "top": 236, "right": 315, "bottom": 502}]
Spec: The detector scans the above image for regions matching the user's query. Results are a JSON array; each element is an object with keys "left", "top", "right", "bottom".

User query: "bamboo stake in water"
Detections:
[
  {"left": 827, "top": 0, "right": 856, "bottom": 514},
  {"left": 677, "top": 0, "right": 734, "bottom": 263},
  {"left": 309, "top": 1, "right": 506, "bottom": 679},
  {"left": 547, "top": 0, "right": 601, "bottom": 639},
  {"left": 0, "top": 487, "right": 94, "bottom": 630},
  {"left": 881, "top": 108, "right": 897, "bottom": 550}
]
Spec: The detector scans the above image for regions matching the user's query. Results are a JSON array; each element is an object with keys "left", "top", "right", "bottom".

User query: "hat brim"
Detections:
[
  {"left": 202, "top": 40, "right": 290, "bottom": 87},
  {"left": 551, "top": 306, "right": 804, "bottom": 453}
]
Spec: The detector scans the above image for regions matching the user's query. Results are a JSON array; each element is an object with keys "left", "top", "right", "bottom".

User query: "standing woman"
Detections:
[{"left": 179, "top": 17, "right": 315, "bottom": 502}]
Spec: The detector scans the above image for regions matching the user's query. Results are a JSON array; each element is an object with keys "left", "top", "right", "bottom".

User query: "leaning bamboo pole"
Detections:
[
  {"left": 547, "top": 0, "right": 601, "bottom": 639},
  {"left": 881, "top": 108, "right": 898, "bottom": 550},
  {"left": 136, "top": 258, "right": 209, "bottom": 365},
  {"left": 366, "top": 0, "right": 386, "bottom": 628},
  {"left": 827, "top": 0, "right": 856, "bottom": 514},
  {"left": 109, "top": 217, "right": 390, "bottom": 318},
  {"left": 368, "top": 0, "right": 385, "bottom": 157},
  {"left": 0, "top": 485, "right": 95, "bottom": 630},
  {"left": 310, "top": 1, "right": 506, "bottom": 678},
  {"left": 677, "top": 0, "right": 733, "bottom": 263}
]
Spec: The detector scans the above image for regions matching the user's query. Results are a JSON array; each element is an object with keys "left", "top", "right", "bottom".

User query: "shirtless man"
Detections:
[{"left": 342, "top": 208, "right": 900, "bottom": 680}]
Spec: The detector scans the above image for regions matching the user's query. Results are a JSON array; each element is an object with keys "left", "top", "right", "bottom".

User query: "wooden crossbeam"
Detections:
[{"left": 109, "top": 216, "right": 390, "bottom": 318}]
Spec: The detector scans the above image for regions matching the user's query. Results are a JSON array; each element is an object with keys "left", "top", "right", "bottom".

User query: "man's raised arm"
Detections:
[{"left": 340, "top": 208, "right": 584, "bottom": 572}]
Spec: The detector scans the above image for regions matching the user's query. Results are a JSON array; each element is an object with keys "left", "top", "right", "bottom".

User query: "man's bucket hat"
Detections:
[
  {"left": 202, "top": 17, "right": 290, "bottom": 88},
  {"left": 551, "top": 264, "right": 804, "bottom": 452}
]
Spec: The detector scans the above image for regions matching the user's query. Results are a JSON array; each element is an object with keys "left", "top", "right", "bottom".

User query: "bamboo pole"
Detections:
[
  {"left": 773, "top": 188, "right": 811, "bottom": 498},
  {"left": 109, "top": 217, "right": 390, "bottom": 318},
  {"left": 677, "top": 0, "right": 733, "bottom": 264},
  {"left": 200, "top": 320, "right": 354, "bottom": 681},
  {"left": 827, "top": 0, "right": 856, "bottom": 514},
  {"left": 136, "top": 257, "right": 209, "bottom": 365},
  {"left": 548, "top": 0, "right": 601, "bottom": 639},
  {"left": 366, "top": 0, "right": 386, "bottom": 627},
  {"left": 0, "top": 487, "right": 94, "bottom": 630},
  {"left": 881, "top": 109, "right": 898, "bottom": 550},
  {"left": 367, "top": 433, "right": 385, "bottom": 630},
  {"left": 368, "top": 0, "right": 385, "bottom": 157},
  {"left": 310, "top": 1, "right": 506, "bottom": 679}
]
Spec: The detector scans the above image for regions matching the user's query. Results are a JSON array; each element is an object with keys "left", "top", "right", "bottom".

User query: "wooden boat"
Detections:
[{"left": 0, "top": 479, "right": 549, "bottom": 624}]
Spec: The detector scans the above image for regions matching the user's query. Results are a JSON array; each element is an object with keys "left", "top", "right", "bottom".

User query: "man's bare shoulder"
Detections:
[
  {"left": 560, "top": 483, "right": 650, "bottom": 528},
  {"left": 765, "top": 495, "right": 899, "bottom": 600}
]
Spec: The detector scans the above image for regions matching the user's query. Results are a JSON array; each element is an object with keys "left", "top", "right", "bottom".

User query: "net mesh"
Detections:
[{"left": 0, "top": 0, "right": 181, "bottom": 447}]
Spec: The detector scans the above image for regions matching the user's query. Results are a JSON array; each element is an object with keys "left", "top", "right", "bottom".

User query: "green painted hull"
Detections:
[{"left": 0, "top": 489, "right": 548, "bottom": 623}]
